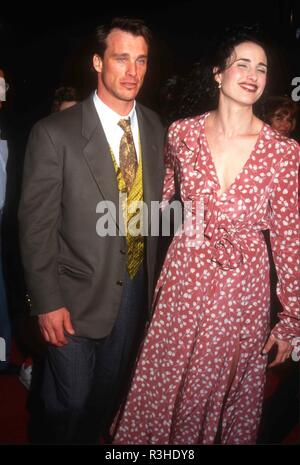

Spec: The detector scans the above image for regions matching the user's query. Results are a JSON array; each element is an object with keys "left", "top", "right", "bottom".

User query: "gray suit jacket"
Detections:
[{"left": 19, "top": 95, "right": 165, "bottom": 338}]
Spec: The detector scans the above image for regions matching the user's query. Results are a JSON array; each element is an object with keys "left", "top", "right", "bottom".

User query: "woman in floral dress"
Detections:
[{"left": 113, "top": 27, "right": 300, "bottom": 444}]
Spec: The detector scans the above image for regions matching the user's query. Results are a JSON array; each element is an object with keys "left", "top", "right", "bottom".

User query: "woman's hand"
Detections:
[{"left": 262, "top": 334, "right": 292, "bottom": 368}]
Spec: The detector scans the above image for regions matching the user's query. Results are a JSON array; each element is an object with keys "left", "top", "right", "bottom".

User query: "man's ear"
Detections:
[{"left": 93, "top": 54, "right": 102, "bottom": 73}]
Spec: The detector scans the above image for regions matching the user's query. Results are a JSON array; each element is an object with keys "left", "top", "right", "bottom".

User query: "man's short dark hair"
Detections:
[{"left": 93, "top": 17, "right": 152, "bottom": 58}]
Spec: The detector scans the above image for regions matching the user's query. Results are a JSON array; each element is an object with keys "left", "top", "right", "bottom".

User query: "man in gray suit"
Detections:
[{"left": 19, "top": 17, "right": 165, "bottom": 443}]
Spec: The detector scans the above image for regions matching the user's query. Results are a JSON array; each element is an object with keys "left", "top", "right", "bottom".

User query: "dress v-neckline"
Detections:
[{"left": 202, "top": 113, "right": 265, "bottom": 199}]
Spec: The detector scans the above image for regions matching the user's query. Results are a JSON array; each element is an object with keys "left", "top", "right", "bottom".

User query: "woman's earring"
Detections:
[{"left": 218, "top": 82, "right": 222, "bottom": 89}]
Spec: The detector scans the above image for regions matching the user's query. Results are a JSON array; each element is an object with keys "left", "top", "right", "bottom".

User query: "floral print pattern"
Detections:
[{"left": 113, "top": 114, "right": 300, "bottom": 444}]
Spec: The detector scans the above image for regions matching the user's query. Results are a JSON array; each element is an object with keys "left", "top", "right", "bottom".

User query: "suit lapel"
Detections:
[
  {"left": 136, "top": 104, "right": 161, "bottom": 229},
  {"left": 82, "top": 96, "right": 120, "bottom": 226}
]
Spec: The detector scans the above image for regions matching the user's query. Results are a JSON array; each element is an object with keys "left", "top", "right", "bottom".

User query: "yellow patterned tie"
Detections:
[
  {"left": 118, "top": 118, "right": 138, "bottom": 192},
  {"left": 109, "top": 139, "right": 144, "bottom": 279}
]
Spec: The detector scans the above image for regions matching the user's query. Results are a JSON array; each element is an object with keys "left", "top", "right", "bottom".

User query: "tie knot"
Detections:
[{"left": 118, "top": 118, "right": 131, "bottom": 132}]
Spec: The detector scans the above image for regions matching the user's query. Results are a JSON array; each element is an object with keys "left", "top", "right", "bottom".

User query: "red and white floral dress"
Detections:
[{"left": 113, "top": 114, "right": 300, "bottom": 444}]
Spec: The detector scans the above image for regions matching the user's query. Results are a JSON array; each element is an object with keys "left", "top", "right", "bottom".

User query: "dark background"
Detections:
[{"left": 1, "top": 0, "right": 300, "bottom": 121}]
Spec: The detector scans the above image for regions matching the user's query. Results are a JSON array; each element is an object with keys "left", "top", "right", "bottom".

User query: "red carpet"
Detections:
[
  {"left": 0, "top": 341, "right": 29, "bottom": 444},
  {"left": 0, "top": 340, "right": 298, "bottom": 444}
]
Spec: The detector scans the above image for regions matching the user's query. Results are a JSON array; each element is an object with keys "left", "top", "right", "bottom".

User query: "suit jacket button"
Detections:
[
  {"left": 120, "top": 250, "right": 126, "bottom": 255},
  {"left": 116, "top": 280, "right": 123, "bottom": 286}
]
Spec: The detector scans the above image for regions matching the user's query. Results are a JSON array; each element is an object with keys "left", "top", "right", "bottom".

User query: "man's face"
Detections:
[
  {"left": 0, "top": 69, "right": 6, "bottom": 109},
  {"left": 94, "top": 29, "right": 148, "bottom": 109}
]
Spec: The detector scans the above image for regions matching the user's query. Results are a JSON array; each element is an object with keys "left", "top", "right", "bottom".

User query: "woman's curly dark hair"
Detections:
[{"left": 160, "top": 24, "right": 270, "bottom": 125}]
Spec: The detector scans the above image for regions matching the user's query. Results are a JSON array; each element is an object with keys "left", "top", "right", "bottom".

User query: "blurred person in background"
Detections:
[
  {"left": 262, "top": 95, "right": 298, "bottom": 138},
  {"left": 0, "top": 67, "right": 12, "bottom": 373},
  {"left": 51, "top": 86, "right": 79, "bottom": 113}
]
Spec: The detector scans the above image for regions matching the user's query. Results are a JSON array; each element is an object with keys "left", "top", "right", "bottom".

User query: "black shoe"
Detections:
[{"left": 0, "top": 363, "right": 21, "bottom": 375}]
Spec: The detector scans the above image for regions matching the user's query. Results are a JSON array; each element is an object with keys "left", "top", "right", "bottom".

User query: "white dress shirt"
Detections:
[{"left": 93, "top": 92, "right": 140, "bottom": 166}]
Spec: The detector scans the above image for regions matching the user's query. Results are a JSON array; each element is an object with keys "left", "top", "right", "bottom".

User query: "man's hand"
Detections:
[
  {"left": 38, "top": 307, "right": 75, "bottom": 347},
  {"left": 262, "top": 334, "right": 292, "bottom": 368}
]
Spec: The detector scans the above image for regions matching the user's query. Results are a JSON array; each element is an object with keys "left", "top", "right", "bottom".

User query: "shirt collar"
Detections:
[{"left": 93, "top": 91, "right": 136, "bottom": 126}]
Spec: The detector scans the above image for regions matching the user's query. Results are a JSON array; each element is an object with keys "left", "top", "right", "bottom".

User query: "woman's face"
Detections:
[
  {"left": 270, "top": 111, "right": 296, "bottom": 136},
  {"left": 216, "top": 41, "right": 268, "bottom": 106}
]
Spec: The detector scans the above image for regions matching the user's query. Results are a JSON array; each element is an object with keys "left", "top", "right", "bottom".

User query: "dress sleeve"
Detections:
[
  {"left": 161, "top": 122, "right": 177, "bottom": 204},
  {"left": 269, "top": 142, "right": 300, "bottom": 341}
]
